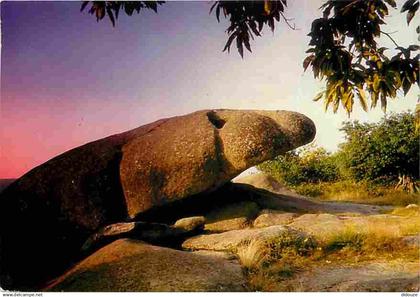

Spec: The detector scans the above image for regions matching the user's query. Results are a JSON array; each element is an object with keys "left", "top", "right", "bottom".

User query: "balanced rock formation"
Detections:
[{"left": 0, "top": 109, "right": 315, "bottom": 290}]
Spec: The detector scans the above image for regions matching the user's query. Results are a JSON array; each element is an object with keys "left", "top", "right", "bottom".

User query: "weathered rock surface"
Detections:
[
  {"left": 288, "top": 213, "right": 420, "bottom": 242},
  {"left": 0, "top": 109, "right": 315, "bottom": 290},
  {"left": 81, "top": 219, "right": 205, "bottom": 253},
  {"left": 205, "top": 217, "right": 250, "bottom": 232},
  {"left": 174, "top": 216, "right": 206, "bottom": 232},
  {"left": 204, "top": 201, "right": 259, "bottom": 232},
  {"left": 182, "top": 225, "right": 302, "bottom": 252},
  {"left": 276, "top": 261, "right": 419, "bottom": 292},
  {"left": 121, "top": 110, "right": 315, "bottom": 218},
  {"left": 253, "top": 211, "right": 298, "bottom": 228},
  {"left": 235, "top": 173, "right": 292, "bottom": 195},
  {"left": 47, "top": 239, "right": 246, "bottom": 292},
  {"left": 288, "top": 214, "right": 346, "bottom": 239}
]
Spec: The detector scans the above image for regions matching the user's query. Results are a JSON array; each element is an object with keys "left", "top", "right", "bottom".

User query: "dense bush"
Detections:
[
  {"left": 259, "top": 111, "right": 419, "bottom": 188},
  {"left": 338, "top": 111, "right": 419, "bottom": 183},
  {"left": 258, "top": 145, "right": 339, "bottom": 186}
]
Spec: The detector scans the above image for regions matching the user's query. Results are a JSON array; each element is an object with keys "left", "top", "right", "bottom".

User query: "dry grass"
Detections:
[
  {"left": 391, "top": 205, "right": 420, "bottom": 216},
  {"left": 294, "top": 181, "right": 420, "bottom": 206},
  {"left": 240, "top": 208, "right": 420, "bottom": 291},
  {"left": 236, "top": 239, "right": 267, "bottom": 270},
  {"left": 316, "top": 213, "right": 420, "bottom": 259}
]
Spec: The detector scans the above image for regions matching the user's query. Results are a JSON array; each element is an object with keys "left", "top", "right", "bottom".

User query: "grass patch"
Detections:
[
  {"left": 293, "top": 181, "right": 420, "bottom": 206},
  {"left": 391, "top": 205, "right": 420, "bottom": 216},
  {"left": 324, "top": 226, "right": 365, "bottom": 252},
  {"left": 236, "top": 239, "right": 267, "bottom": 270},
  {"left": 237, "top": 233, "right": 318, "bottom": 291},
  {"left": 237, "top": 232, "right": 316, "bottom": 270},
  {"left": 320, "top": 215, "right": 419, "bottom": 256},
  {"left": 240, "top": 210, "right": 420, "bottom": 291}
]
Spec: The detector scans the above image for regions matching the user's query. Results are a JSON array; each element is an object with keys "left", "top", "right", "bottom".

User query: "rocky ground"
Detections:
[{"left": 45, "top": 173, "right": 419, "bottom": 292}]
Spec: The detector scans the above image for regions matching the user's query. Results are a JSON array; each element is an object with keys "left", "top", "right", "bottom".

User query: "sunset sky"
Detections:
[{"left": 1, "top": 0, "right": 418, "bottom": 178}]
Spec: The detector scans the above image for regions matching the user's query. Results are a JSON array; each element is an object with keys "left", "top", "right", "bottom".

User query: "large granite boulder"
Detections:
[
  {"left": 0, "top": 109, "right": 315, "bottom": 290},
  {"left": 120, "top": 110, "right": 315, "bottom": 218},
  {"left": 47, "top": 239, "right": 246, "bottom": 292}
]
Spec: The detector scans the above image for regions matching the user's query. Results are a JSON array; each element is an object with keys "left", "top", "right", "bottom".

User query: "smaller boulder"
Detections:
[
  {"left": 182, "top": 225, "right": 303, "bottom": 252},
  {"left": 254, "top": 211, "right": 298, "bottom": 228},
  {"left": 205, "top": 218, "right": 249, "bottom": 232},
  {"left": 288, "top": 214, "right": 346, "bottom": 239},
  {"left": 204, "top": 201, "right": 260, "bottom": 232},
  {"left": 173, "top": 216, "right": 206, "bottom": 232}
]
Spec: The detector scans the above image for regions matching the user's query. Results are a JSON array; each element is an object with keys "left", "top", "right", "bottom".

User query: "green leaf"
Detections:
[
  {"left": 408, "top": 45, "right": 420, "bottom": 51},
  {"left": 313, "top": 91, "right": 324, "bottom": 101},
  {"left": 106, "top": 6, "right": 115, "bottom": 26},
  {"left": 371, "top": 91, "right": 379, "bottom": 108},
  {"left": 404, "top": 1, "right": 419, "bottom": 25},
  {"left": 407, "top": 9, "right": 416, "bottom": 25},
  {"left": 303, "top": 55, "right": 314, "bottom": 71},
  {"left": 357, "top": 86, "right": 368, "bottom": 112},
  {"left": 384, "top": 0, "right": 397, "bottom": 8},
  {"left": 380, "top": 93, "right": 387, "bottom": 112},
  {"left": 216, "top": 4, "right": 221, "bottom": 22},
  {"left": 236, "top": 35, "right": 244, "bottom": 58},
  {"left": 402, "top": 78, "right": 412, "bottom": 95},
  {"left": 243, "top": 36, "right": 252, "bottom": 53},
  {"left": 401, "top": 0, "right": 417, "bottom": 12},
  {"left": 80, "top": 1, "right": 89, "bottom": 12},
  {"left": 223, "top": 32, "right": 237, "bottom": 53},
  {"left": 373, "top": 75, "right": 381, "bottom": 92}
]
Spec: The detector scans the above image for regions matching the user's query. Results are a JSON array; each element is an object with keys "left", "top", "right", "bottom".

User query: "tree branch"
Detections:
[
  {"left": 380, "top": 30, "right": 400, "bottom": 48},
  {"left": 280, "top": 12, "right": 297, "bottom": 30}
]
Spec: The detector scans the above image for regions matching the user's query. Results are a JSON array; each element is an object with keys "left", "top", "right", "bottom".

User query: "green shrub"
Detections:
[
  {"left": 338, "top": 111, "right": 419, "bottom": 183},
  {"left": 294, "top": 180, "right": 420, "bottom": 206},
  {"left": 258, "top": 111, "right": 419, "bottom": 200},
  {"left": 258, "top": 145, "right": 339, "bottom": 186}
]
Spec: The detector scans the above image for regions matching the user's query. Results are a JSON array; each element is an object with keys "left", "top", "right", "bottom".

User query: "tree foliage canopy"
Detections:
[
  {"left": 81, "top": 0, "right": 419, "bottom": 114},
  {"left": 305, "top": 0, "right": 419, "bottom": 115},
  {"left": 258, "top": 145, "right": 339, "bottom": 186}
]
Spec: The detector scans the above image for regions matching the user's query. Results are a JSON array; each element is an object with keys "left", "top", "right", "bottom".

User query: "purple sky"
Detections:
[{"left": 1, "top": 1, "right": 417, "bottom": 178}]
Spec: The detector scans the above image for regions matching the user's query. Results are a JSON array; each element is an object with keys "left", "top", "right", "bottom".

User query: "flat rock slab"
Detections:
[
  {"left": 205, "top": 217, "right": 250, "bottom": 232},
  {"left": 288, "top": 214, "right": 346, "bottom": 239},
  {"left": 253, "top": 211, "right": 298, "bottom": 228},
  {"left": 191, "top": 250, "right": 238, "bottom": 261},
  {"left": 173, "top": 216, "right": 206, "bottom": 232},
  {"left": 278, "top": 261, "right": 419, "bottom": 292},
  {"left": 47, "top": 239, "right": 246, "bottom": 292},
  {"left": 288, "top": 213, "right": 420, "bottom": 241},
  {"left": 183, "top": 225, "right": 297, "bottom": 252},
  {"left": 204, "top": 201, "right": 260, "bottom": 232}
]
